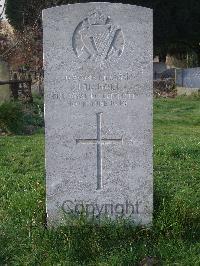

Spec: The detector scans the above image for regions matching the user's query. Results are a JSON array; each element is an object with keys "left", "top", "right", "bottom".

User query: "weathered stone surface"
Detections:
[{"left": 43, "top": 2, "right": 153, "bottom": 226}]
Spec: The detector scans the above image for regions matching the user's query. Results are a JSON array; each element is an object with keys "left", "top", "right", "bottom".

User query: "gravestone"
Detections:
[
  {"left": 43, "top": 2, "right": 153, "bottom": 226},
  {"left": 0, "top": 60, "right": 10, "bottom": 103}
]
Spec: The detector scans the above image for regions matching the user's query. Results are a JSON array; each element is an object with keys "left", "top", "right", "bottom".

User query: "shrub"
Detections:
[
  {"left": 0, "top": 97, "right": 44, "bottom": 135},
  {"left": 0, "top": 101, "right": 24, "bottom": 134}
]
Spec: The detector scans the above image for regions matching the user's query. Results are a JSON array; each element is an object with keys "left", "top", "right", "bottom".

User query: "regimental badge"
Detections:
[{"left": 72, "top": 10, "right": 125, "bottom": 64}]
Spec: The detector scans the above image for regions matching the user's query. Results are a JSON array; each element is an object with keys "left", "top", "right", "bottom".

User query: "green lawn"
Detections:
[{"left": 0, "top": 97, "right": 200, "bottom": 265}]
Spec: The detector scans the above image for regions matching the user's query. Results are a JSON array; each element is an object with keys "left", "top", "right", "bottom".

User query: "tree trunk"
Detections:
[{"left": 159, "top": 53, "right": 166, "bottom": 63}]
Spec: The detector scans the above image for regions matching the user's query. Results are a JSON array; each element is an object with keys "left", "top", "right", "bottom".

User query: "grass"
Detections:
[{"left": 0, "top": 96, "right": 200, "bottom": 265}]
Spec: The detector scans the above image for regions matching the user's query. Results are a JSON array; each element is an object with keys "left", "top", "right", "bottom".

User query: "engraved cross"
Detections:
[{"left": 76, "top": 112, "right": 123, "bottom": 190}]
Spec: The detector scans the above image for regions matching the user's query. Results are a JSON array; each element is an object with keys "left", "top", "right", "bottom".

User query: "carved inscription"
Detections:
[
  {"left": 47, "top": 88, "right": 135, "bottom": 107},
  {"left": 46, "top": 71, "right": 149, "bottom": 107},
  {"left": 66, "top": 72, "right": 133, "bottom": 82}
]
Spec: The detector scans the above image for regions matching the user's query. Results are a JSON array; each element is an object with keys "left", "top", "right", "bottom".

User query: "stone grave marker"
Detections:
[
  {"left": 0, "top": 60, "right": 10, "bottom": 102},
  {"left": 43, "top": 2, "right": 153, "bottom": 226}
]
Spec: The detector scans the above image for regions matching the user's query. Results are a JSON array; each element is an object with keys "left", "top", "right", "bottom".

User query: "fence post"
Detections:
[
  {"left": 181, "top": 68, "right": 184, "bottom": 87},
  {"left": 28, "top": 73, "right": 33, "bottom": 103},
  {"left": 174, "top": 68, "right": 177, "bottom": 85},
  {"left": 10, "top": 73, "right": 19, "bottom": 100}
]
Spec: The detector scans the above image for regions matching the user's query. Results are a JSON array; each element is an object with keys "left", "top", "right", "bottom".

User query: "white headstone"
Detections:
[{"left": 43, "top": 2, "right": 153, "bottom": 226}]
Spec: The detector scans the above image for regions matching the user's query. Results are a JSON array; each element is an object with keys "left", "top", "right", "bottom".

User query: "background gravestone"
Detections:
[
  {"left": 43, "top": 2, "right": 153, "bottom": 226},
  {"left": 0, "top": 60, "right": 11, "bottom": 103}
]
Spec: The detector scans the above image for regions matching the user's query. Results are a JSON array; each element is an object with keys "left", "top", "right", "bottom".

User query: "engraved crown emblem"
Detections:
[{"left": 88, "top": 11, "right": 108, "bottom": 25}]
